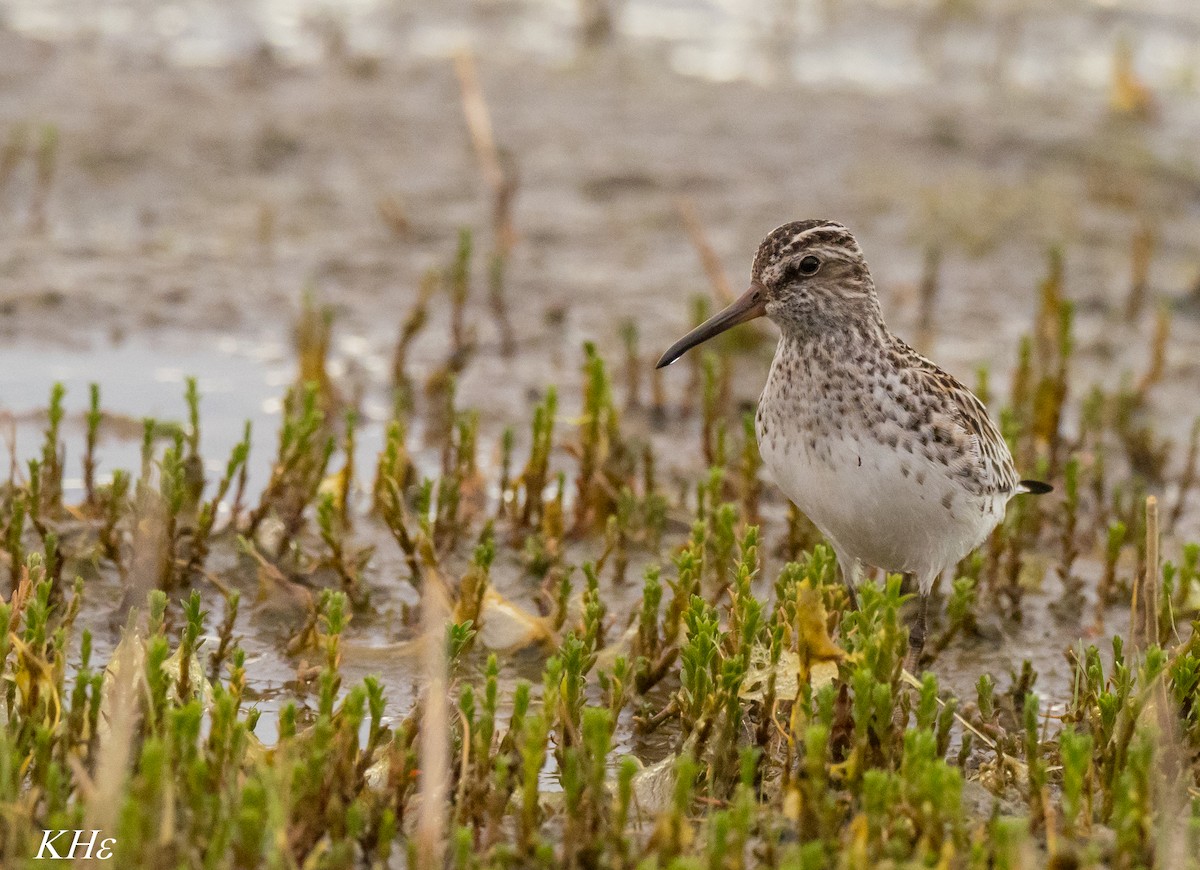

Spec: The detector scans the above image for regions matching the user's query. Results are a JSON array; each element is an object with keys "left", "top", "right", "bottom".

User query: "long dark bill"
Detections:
[{"left": 655, "top": 281, "right": 767, "bottom": 369}]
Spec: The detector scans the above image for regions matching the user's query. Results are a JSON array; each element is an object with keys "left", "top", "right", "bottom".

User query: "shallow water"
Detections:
[
  {"left": 0, "top": 328, "right": 446, "bottom": 501},
  {"left": 0, "top": 331, "right": 285, "bottom": 496}
]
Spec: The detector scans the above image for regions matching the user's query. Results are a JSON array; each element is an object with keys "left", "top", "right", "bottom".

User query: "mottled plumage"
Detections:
[{"left": 658, "top": 219, "right": 1050, "bottom": 666}]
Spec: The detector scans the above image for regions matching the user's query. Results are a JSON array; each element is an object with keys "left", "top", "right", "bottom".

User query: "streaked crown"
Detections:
[
  {"left": 750, "top": 219, "right": 880, "bottom": 330},
  {"left": 751, "top": 220, "right": 863, "bottom": 285}
]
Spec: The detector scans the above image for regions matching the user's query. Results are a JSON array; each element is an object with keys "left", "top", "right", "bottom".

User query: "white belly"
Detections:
[{"left": 757, "top": 421, "right": 1007, "bottom": 580}]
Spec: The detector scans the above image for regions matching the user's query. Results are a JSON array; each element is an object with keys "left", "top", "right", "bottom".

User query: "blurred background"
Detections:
[{"left": 0, "top": 0, "right": 1198, "bottom": 524}]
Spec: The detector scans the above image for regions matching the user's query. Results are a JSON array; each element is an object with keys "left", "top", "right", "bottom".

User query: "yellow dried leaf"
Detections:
[
  {"left": 782, "top": 785, "right": 802, "bottom": 822},
  {"left": 593, "top": 619, "right": 637, "bottom": 673},
  {"left": 162, "top": 644, "right": 212, "bottom": 706},
  {"left": 810, "top": 659, "right": 839, "bottom": 689},
  {"left": 740, "top": 648, "right": 838, "bottom": 703},
  {"left": 630, "top": 754, "right": 676, "bottom": 814},
  {"left": 476, "top": 589, "right": 555, "bottom": 652},
  {"left": 9, "top": 634, "right": 61, "bottom": 728},
  {"left": 795, "top": 580, "right": 845, "bottom": 684}
]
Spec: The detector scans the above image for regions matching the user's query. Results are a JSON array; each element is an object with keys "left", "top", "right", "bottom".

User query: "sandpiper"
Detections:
[{"left": 657, "top": 220, "right": 1050, "bottom": 667}]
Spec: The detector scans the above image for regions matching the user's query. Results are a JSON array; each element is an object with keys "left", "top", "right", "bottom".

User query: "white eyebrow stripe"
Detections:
[{"left": 798, "top": 243, "right": 856, "bottom": 261}]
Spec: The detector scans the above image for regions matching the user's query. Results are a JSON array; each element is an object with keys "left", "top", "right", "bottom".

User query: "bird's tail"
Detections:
[{"left": 1018, "top": 479, "right": 1053, "bottom": 495}]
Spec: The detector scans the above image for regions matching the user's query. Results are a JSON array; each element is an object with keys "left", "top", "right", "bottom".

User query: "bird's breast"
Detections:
[{"left": 754, "top": 376, "right": 1007, "bottom": 576}]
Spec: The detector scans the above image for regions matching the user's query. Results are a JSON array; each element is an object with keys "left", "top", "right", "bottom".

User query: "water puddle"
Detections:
[{"left": 0, "top": 329, "right": 409, "bottom": 503}]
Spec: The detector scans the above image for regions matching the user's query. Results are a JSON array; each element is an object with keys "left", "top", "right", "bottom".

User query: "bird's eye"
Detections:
[{"left": 798, "top": 255, "right": 820, "bottom": 275}]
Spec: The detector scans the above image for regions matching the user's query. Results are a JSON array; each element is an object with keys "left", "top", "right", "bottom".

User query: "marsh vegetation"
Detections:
[
  {"left": 2, "top": 1, "right": 1200, "bottom": 867},
  {"left": 1, "top": 235, "right": 1199, "bottom": 867}
]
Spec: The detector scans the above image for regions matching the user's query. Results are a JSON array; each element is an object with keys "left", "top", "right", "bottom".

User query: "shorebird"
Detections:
[{"left": 657, "top": 220, "right": 1050, "bottom": 667}]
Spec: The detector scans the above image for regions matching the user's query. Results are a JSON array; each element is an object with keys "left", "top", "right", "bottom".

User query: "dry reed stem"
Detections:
[
  {"left": 1125, "top": 223, "right": 1155, "bottom": 320},
  {"left": 1137, "top": 651, "right": 1190, "bottom": 868},
  {"left": 1134, "top": 306, "right": 1170, "bottom": 399},
  {"left": 490, "top": 150, "right": 519, "bottom": 257},
  {"left": 414, "top": 565, "right": 452, "bottom": 869},
  {"left": 88, "top": 512, "right": 164, "bottom": 835},
  {"left": 899, "top": 669, "right": 1001, "bottom": 755},
  {"left": 377, "top": 194, "right": 410, "bottom": 240},
  {"left": 1145, "top": 495, "right": 1158, "bottom": 648},
  {"left": 454, "top": 48, "right": 521, "bottom": 255},
  {"left": 454, "top": 51, "right": 503, "bottom": 193},
  {"left": 455, "top": 49, "right": 518, "bottom": 269},
  {"left": 677, "top": 198, "right": 735, "bottom": 306},
  {"left": 1131, "top": 495, "right": 1159, "bottom": 651},
  {"left": 88, "top": 630, "right": 139, "bottom": 836}
]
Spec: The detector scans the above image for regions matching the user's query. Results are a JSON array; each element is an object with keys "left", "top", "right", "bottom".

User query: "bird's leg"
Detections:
[
  {"left": 833, "top": 550, "right": 861, "bottom": 611},
  {"left": 845, "top": 576, "right": 860, "bottom": 611},
  {"left": 904, "top": 592, "right": 929, "bottom": 674},
  {"left": 894, "top": 589, "right": 931, "bottom": 730}
]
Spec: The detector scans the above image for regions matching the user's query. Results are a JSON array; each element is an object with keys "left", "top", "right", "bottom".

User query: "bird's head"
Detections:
[{"left": 657, "top": 220, "right": 882, "bottom": 368}]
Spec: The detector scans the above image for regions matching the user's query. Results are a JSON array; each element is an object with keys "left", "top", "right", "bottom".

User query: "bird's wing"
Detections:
[
  {"left": 943, "top": 386, "right": 1020, "bottom": 496},
  {"left": 892, "top": 338, "right": 1020, "bottom": 497}
]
